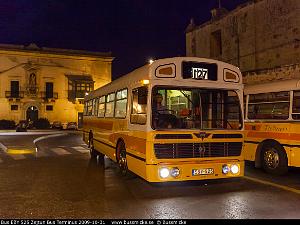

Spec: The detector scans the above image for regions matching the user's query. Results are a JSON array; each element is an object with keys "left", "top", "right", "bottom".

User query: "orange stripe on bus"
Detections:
[
  {"left": 245, "top": 124, "right": 262, "bottom": 131},
  {"left": 247, "top": 131, "right": 300, "bottom": 141}
]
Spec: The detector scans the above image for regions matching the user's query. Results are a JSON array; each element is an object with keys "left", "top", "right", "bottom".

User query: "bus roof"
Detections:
[
  {"left": 244, "top": 79, "right": 300, "bottom": 95},
  {"left": 86, "top": 57, "right": 242, "bottom": 100}
]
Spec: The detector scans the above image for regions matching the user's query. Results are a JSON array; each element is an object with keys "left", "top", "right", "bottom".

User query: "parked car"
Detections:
[
  {"left": 66, "top": 122, "right": 78, "bottom": 130},
  {"left": 27, "top": 120, "right": 34, "bottom": 129},
  {"left": 51, "top": 121, "right": 62, "bottom": 129},
  {"left": 61, "top": 122, "right": 68, "bottom": 130},
  {"left": 16, "top": 120, "right": 28, "bottom": 132}
]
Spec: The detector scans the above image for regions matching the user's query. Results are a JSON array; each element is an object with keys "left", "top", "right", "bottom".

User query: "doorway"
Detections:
[
  {"left": 78, "top": 112, "right": 83, "bottom": 128},
  {"left": 26, "top": 106, "right": 38, "bottom": 124}
]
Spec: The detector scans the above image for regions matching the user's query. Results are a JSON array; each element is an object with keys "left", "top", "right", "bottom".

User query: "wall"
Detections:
[{"left": 186, "top": 0, "right": 300, "bottom": 83}]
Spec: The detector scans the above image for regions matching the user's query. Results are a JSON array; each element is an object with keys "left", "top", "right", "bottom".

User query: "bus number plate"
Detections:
[{"left": 192, "top": 168, "right": 214, "bottom": 176}]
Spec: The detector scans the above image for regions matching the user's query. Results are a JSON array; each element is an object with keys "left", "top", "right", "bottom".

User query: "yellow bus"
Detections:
[
  {"left": 244, "top": 79, "right": 300, "bottom": 175},
  {"left": 83, "top": 57, "right": 244, "bottom": 182}
]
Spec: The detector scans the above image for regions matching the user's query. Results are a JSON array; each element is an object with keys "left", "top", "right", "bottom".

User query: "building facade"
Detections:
[
  {"left": 0, "top": 43, "right": 113, "bottom": 126},
  {"left": 185, "top": 0, "right": 300, "bottom": 84}
]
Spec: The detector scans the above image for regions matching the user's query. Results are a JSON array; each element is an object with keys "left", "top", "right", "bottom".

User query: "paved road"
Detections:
[{"left": 1, "top": 132, "right": 300, "bottom": 219}]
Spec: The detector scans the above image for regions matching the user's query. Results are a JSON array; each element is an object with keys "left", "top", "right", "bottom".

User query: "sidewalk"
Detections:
[
  {"left": 0, "top": 129, "right": 82, "bottom": 133},
  {"left": 0, "top": 129, "right": 73, "bottom": 136},
  {"left": 0, "top": 130, "right": 70, "bottom": 153}
]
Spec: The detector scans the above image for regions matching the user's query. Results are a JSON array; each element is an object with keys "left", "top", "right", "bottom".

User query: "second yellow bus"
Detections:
[{"left": 244, "top": 79, "right": 300, "bottom": 175}]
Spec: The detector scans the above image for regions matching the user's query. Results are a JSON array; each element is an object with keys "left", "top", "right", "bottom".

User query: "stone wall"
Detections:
[
  {"left": 186, "top": 0, "right": 300, "bottom": 83},
  {"left": 243, "top": 63, "right": 300, "bottom": 84}
]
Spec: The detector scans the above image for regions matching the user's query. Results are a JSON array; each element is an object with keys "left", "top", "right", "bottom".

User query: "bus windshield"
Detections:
[{"left": 152, "top": 86, "right": 242, "bottom": 130}]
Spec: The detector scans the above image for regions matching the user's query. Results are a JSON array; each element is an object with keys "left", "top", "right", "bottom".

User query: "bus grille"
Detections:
[{"left": 154, "top": 142, "right": 242, "bottom": 159}]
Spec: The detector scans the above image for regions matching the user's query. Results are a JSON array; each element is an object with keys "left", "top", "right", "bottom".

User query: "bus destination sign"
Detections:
[
  {"left": 191, "top": 67, "right": 208, "bottom": 79},
  {"left": 182, "top": 61, "right": 217, "bottom": 81}
]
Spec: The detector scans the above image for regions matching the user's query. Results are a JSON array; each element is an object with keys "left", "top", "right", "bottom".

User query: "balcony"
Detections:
[
  {"left": 68, "top": 90, "right": 87, "bottom": 102},
  {"left": 5, "top": 91, "right": 25, "bottom": 99},
  {"left": 40, "top": 92, "right": 58, "bottom": 99}
]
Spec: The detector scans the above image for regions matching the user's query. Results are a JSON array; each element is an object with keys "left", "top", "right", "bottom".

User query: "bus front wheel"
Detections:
[
  {"left": 261, "top": 142, "right": 288, "bottom": 175},
  {"left": 116, "top": 141, "right": 128, "bottom": 176}
]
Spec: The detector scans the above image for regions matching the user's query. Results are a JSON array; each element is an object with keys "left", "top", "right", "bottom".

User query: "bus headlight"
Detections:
[
  {"left": 230, "top": 164, "right": 239, "bottom": 174},
  {"left": 170, "top": 167, "right": 180, "bottom": 178},
  {"left": 222, "top": 164, "right": 230, "bottom": 174},
  {"left": 159, "top": 168, "right": 170, "bottom": 178}
]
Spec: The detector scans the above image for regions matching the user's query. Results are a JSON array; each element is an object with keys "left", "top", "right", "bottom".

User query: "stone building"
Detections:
[
  {"left": 185, "top": 0, "right": 300, "bottom": 84},
  {"left": 0, "top": 43, "right": 113, "bottom": 127}
]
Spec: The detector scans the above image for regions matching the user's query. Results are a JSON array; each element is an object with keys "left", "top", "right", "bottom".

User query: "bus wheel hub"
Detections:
[{"left": 264, "top": 149, "right": 279, "bottom": 169}]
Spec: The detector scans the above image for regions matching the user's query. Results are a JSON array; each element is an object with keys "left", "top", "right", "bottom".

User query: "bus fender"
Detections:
[
  {"left": 254, "top": 142, "right": 263, "bottom": 168},
  {"left": 116, "top": 138, "right": 125, "bottom": 161}
]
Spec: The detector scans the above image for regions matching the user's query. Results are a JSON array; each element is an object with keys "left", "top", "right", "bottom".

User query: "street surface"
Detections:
[{"left": 1, "top": 131, "right": 300, "bottom": 219}]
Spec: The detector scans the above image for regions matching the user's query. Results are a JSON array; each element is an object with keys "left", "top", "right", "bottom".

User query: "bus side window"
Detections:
[
  {"left": 97, "top": 96, "right": 105, "bottom": 117},
  {"left": 88, "top": 100, "right": 93, "bottom": 116},
  {"left": 131, "top": 86, "right": 148, "bottom": 124},
  {"left": 115, "top": 89, "right": 128, "bottom": 118},
  {"left": 292, "top": 91, "right": 300, "bottom": 119}
]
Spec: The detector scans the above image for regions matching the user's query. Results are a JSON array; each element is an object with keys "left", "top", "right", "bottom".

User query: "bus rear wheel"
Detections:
[
  {"left": 261, "top": 142, "right": 288, "bottom": 175},
  {"left": 116, "top": 141, "right": 128, "bottom": 176}
]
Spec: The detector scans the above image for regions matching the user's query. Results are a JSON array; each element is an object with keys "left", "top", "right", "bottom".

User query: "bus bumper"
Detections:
[{"left": 145, "top": 160, "right": 244, "bottom": 182}]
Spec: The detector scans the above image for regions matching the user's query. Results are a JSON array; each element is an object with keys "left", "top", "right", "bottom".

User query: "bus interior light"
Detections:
[
  {"left": 141, "top": 79, "right": 150, "bottom": 85},
  {"left": 230, "top": 164, "right": 239, "bottom": 174},
  {"left": 222, "top": 164, "right": 230, "bottom": 174},
  {"left": 170, "top": 167, "right": 180, "bottom": 178},
  {"left": 159, "top": 167, "right": 170, "bottom": 179}
]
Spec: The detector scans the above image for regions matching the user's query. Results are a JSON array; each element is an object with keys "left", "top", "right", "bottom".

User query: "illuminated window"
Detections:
[
  {"left": 98, "top": 96, "right": 105, "bottom": 118},
  {"left": 131, "top": 87, "right": 148, "bottom": 124},
  {"left": 115, "top": 89, "right": 128, "bottom": 118},
  {"left": 105, "top": 93, "right": 115, "bottom": 117},
  {"left": 87, "top": 100, "right": 93, "bottom": 116},
  {"left": 92, "top": 98, "right": 98, "bottom": 116}
]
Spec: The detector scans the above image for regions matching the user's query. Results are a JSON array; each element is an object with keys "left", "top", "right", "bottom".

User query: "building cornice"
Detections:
[{"left": 0, "top": 43, "right": 114, "bottom": 62}]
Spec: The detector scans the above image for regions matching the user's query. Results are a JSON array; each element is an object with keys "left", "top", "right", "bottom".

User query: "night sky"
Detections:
[{"left": 0, "top": 0, "right": 249, "bottom": 80}]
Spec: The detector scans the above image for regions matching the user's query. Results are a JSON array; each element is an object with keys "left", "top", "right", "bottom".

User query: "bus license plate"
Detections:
[{"left": 192, "top": 168, "right": 214, "bottom": 176}]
